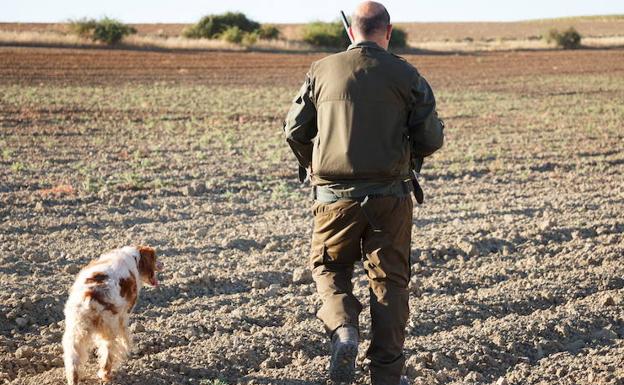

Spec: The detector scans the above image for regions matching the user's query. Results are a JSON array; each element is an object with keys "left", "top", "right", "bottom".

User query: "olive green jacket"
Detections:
[{"left": 283, "top": 41, "right": 444, "bottom": 186}]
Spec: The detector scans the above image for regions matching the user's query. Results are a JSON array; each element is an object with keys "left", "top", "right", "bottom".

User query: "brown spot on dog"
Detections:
[
  {"left": 119, "top": 273, "right": 137, "bottom": 310},
  {"left": 85, "top": 272, "right": 108, "bottom": 284},
  {"left": 84, "top": 289, "right": 118, "bottom": 315}
]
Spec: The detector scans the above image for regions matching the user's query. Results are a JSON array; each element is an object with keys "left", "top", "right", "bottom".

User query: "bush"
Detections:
[
  {"left": 546, "top": 27, "right": 582, "bottom": 49},
  {"left": 389, "top": 27, "right": 408, "bottom": 50},
  {"left": 219, "top": 26, "right": 244, "bottom": 44},
  {"left": 183, "top": 12, "right": 260, "bottom": 39},
  {"left": 241, "top": 31, "right": 259, "bottom": 46},
  {"left": 302, "top": 22, "right": 350, "bottom": 48},
  {"left": 257, "top": 25, "right": 280, "bottom": 40},
  {"left": 68, "top": 17, "right": 136, "bottom": 45}
]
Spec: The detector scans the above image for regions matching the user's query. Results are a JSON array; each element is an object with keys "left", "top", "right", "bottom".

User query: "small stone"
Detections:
[
  {"left": 194, "top": 228, "right": 207, "bottom": 238},
  {"left": 465, "top": 371, "right": 483, "bottom": 382},
  {"left": 418, "top": 250, "right": 432, "bottom": 262},
  {"left": 182, "top": 185, "right": 195, "bottom": 196},
  {"left": 266, "top": 284, "right": 280, "bottom": 296},
  {"left": 409, "top": 276, "right": 422, "bottom": 295},
  {"left": 458, "top": 240, "right": 479, "bottom": 257},
  {"left": 539, "top": 219, "right": 554, "bottom": 231},
  {"left": 14, "top": 346, "right": 34, "bottom": 359},
  {"left": 27, "top": 252, "right": 48, "bottom": 263},
  {"left": 260, "top": 357, "right": 278, "bottom": 369},
  {"left": 603, "top": 296, "right": 615, "bottom": 307},
  {"left": 64, "top": 264, "right": 80, "bottom": 275},
  {"left": 263, "top": 241, "right": 279, "bottom": 251},
  {"left": 130, "top": 323, "right": 145, "bottom": 333},
  {"left": 34, "top": 202, "right": 45, "bottom": 212},
  {"left": 191, "top": 181, "right": 206, "bottom": 195},
  {"left": 252, "top": 279, "right": 269, "bottom": 289},
  {"left": 432, "top": 246, "right": 447, "bottom": 259},
  {"left": 292, "top": 268, "right": 312, "bottom": 284},
  {"left": 496, "top": 377, "right": 508, "bottom": 385},
  {"left": 15, "top": 317, "right": 28, "bottom": 328}
]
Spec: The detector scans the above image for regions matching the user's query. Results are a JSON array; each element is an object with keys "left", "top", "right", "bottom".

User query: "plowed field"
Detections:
[{"left": 1, "top": 46, "right": 623, "bottom": 385}]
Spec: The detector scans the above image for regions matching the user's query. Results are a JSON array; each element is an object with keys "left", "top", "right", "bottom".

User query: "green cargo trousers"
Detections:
[{"left": 310, "top": 195, "right": 413, "bottom": 385}]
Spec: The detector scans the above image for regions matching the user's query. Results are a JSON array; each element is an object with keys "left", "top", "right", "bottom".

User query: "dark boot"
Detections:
[{"left": 329, "top": 325, "right": 359, "bottom": 383}]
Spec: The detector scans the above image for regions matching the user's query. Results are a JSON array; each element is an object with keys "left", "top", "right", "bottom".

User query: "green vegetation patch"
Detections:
[
  {"left": 183, "top": 12, "right": 280, "bottom": 46},
  {"left": 68, "top": 17, "right": 136, "bottom": 45},
  {"left": 546, "top": 27, "right": 582, "bottom": 49}
]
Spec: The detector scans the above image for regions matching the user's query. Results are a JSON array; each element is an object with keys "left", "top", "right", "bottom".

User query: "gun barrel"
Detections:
[{"left": 340, "top": 10, "right": 354, "bottom": 43}]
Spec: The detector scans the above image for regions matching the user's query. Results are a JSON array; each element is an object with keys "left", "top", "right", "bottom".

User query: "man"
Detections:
[{"left": 283, "top": 2, "right": 444, "bottom": 384}]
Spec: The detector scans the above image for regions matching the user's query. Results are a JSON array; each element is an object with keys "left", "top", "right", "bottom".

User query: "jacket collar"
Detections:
[{"left": 347, "top": 40, "right": 386, "bottom": 52}]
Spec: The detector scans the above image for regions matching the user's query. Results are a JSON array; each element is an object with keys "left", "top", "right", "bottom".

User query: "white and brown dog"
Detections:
[{"left": 62, "top": 245, "right": 162, "bottom": 385}]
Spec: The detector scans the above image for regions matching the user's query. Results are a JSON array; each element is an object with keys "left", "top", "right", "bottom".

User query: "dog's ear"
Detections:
[
  {"left": 137, "top": 245, "right": 159, "bottom": 286},
  {"left": 138, "top": 246, "right": 156, "bottom": 261}
]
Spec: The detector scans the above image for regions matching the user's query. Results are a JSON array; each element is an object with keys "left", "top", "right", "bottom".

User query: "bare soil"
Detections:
[{"left": 1, "top": 46, "right": 623, "bottom": 385}]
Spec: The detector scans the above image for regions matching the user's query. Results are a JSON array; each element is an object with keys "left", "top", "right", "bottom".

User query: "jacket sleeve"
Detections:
[
  {"left": 407, "top": 73, "right": 445, "bottom": 158},
  {"left": 283, "top": 73, "right": 317, "bottom": 169}
]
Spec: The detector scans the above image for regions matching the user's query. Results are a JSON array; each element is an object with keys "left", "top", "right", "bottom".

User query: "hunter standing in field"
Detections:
[{"left": 283, "top": 2, "right": 444, "bottom": 384}]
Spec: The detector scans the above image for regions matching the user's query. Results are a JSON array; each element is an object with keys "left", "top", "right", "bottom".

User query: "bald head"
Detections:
[{"left": 351, "top": 1, "right": 392, "bottom": 48}]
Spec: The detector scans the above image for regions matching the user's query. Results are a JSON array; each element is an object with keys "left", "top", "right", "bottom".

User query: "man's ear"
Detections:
[{"left": 386, "top": 24, "right": 393, "bottom": 41}]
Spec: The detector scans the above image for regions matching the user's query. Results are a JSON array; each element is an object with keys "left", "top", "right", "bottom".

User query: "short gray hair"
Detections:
[{"left": 352, "top": 7, "right": 390, "bottom": 36}]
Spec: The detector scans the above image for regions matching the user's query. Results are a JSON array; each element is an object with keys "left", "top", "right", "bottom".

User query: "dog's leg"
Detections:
[
  {"left": 119, "top": 316, "right": 132, "bottom": 355},
  {"left": 63, "top": 327, "right": 88, "bottom": 385},
  {"left": 96, "top": 338, "right": 114, "bottom": 382}
]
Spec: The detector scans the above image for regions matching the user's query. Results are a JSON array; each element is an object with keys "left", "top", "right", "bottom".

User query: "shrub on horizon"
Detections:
[
  {"left": 546, "top": 27, "right": 582, "bottom": 49},
  {"left": 302, "top": 22, "right": 350, "bottom": 49},
  {"left": 183, "top": 12, "right": 261, "bottom": 39},
  {"left": 68, "top": 17, "right": 136, "bottom": 45},
  {"left": 219, "top": 26, "right": 244, "bottom": 44},
  {"left": 389, "top": 26, "right": 408, "bottom": 50},
  {"left": 257, "top": 25, "right": 280, "bottom": 40}
]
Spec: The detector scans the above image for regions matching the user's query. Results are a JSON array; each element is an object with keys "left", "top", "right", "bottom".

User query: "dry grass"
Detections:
[
  {"left": 412, "top": 35, "right": 624, "bottom": 52},
  {"left": 125, "top": 34, "right": 314, "bottom": 52},
  {"left": 0, "top": 30, "right": 315, "bottom": 52},
  {"left": 0, "top": 30, "right": 87, "bottom": 46}
]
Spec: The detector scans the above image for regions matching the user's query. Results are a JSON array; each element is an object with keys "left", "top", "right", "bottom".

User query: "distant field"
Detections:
[{"left": 1, "top": 15, "right": 624, "bottom": 44}]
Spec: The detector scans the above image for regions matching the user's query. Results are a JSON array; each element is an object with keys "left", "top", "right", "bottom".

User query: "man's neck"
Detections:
[{"left": 353, "top": 39, "right": 387, "bottom": 50}]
